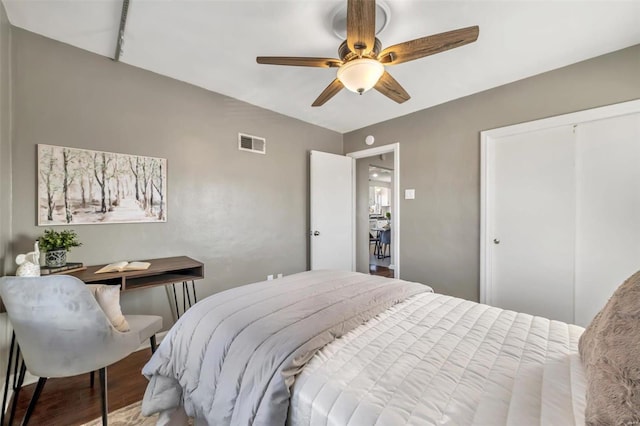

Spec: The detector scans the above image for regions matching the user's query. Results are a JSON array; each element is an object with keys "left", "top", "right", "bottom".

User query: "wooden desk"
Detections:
[
  {"left": 70, "top": 256, "right": 204, "bottom": 320},
  {"left": 69, "top": 256, "right": 204, "bottom": 292}
]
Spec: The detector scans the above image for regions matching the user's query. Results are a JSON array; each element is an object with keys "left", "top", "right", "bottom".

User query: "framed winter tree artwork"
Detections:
[{"left": 37, "top": 144, "right": 167, "bottom": 225}]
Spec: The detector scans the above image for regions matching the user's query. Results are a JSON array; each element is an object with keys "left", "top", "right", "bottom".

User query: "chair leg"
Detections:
[
  {"left": 99, "top": 367, "right": 108, "bottom": 426},
  {"left": 150, "top": 335, "right": 157, "bottom": 354},
  {"left": 379, "top": 243, "right": 389, "bottom": 259},
  {"left": 8, "top": 362, "right": 26, "bottom": 426},
  {"left": 90, "top": 371, "right": 95, "bottom": 388},
  {"left": 1, "top": 332, "right": 16, "bottom": 426},
  {"left": 22, "top": 377, "right": 46, "bottom": 426}
]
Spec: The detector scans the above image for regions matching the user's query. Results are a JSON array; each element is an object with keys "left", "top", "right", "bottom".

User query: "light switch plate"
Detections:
[{"left": 405, "top": 189, "right": 415, "bottom": 200}]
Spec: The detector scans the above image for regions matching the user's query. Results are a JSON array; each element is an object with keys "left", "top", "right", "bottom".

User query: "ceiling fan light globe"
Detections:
[{"left": 337, "top": 58, "right": 384, "bottom": 94}]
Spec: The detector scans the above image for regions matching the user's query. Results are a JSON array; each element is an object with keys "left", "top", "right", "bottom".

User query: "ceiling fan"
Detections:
[{"left": 256, "top": 0, "right": 479, "bottom": 107}]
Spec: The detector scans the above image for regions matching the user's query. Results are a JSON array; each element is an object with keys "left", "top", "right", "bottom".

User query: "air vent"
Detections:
[{"left": 238, "top": 133, "right": 266, "bottom": 154}]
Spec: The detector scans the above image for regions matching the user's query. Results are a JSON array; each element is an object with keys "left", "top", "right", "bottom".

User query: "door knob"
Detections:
[
  {"left": 313, "top": 231, "right": 320, "bottom": 236},
  {"left": 493, "top": 238, "right": 500, "bottom": 244}
]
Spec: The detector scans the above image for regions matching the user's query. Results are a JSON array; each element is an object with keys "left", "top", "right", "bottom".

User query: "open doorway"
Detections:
[
  {"left": 347, "top": 143, "right": 400, "bottom": 279},
  {"left": 367, "top": 162, "right": 393, "bottom": 277}
]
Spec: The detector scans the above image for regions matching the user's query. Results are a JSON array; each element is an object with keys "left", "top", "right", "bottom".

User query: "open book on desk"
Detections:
[{"left": 95, "top": 261, "right": 151, "bottom": 274}]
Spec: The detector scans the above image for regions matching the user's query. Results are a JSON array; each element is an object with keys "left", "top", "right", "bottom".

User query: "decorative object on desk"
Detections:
[
  {"left": 37, "top": 144, "right": 167, "bottom": 225},
  {"left": 95, "top": 261, "right": 151, "bottom": 274},
  {"left": 40, "top": 262, "right": 85, "bottom": 276},
  {"left": 38, "top": 228, "right": 82, "bottom": 267},
  {"left": 15, "top": 241, "right": 41, "bottom": 277},
  {"left": 44, "top": 250, "right": 66, "bottom": 268}
]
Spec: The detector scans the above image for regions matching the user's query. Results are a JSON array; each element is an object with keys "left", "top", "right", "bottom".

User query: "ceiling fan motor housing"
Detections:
[{"left": 339, "top": 38, "right": 382, "bottom": 62}]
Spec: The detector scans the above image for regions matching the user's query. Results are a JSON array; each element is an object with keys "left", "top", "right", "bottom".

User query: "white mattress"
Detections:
[{"left": 290, "top": 292, "right": 586, "bottom": 426}]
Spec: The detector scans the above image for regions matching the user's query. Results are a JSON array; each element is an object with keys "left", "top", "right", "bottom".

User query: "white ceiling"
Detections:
[
  {"left": 3, "top": 1, "right": 640, "bottom": 133},
  {"left": 369, "top": 166, "right": 392, "bottom": 183}
]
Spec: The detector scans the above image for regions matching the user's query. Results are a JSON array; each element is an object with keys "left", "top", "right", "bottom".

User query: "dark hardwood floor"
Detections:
[
  {"left": 369, "top": 264, "right": 394, "bottom": 278},
  {"left": 4, "top": 349, "right": 151, "bottom": 426}
]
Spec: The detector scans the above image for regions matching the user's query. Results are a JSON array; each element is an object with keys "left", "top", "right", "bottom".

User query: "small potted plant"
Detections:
[{"left": 39, "top": 229, "right": 82, "bottom": 267}]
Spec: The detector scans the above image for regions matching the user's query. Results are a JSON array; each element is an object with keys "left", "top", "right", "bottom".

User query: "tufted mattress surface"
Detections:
[{"left": 289, "top": 292, "right": 586, "bottom": 426}]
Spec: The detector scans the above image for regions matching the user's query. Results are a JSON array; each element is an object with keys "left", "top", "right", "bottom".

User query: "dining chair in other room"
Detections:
[
  {"left": 378, "top": 229, "right": 391, "bottom": 259},
  {"left": 0, "top": 275, "right": 162, "bottom": 426},
  {"left": 369, "top": 232, "right": 380, "bottom": 257}
]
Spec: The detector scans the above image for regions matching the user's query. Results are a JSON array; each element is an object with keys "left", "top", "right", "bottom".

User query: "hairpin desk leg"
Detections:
[
  {"left": 183, "top": 281, "right": 192, "bottom": 307},
  {"left": 171, "top": 283, "right": 180, "bottom": 319},
  {"left": 182, "top": 282, "right": 187, "bottom": 314},
  {"left": 171, "top": 279, "right": 200, "bottom": 319}
]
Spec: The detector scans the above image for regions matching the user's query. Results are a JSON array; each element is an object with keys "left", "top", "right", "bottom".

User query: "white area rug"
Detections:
[
  {"left": 83, "top": 401, "right": 195, "bottom": 426},
  {"left": 82, "top": 401, "right": 157, "bottom": 426}
]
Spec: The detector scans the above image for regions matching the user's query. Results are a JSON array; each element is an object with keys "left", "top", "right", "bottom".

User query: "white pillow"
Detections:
[{"left": 86, "top": 284, "right": 130, "bottom": 332}]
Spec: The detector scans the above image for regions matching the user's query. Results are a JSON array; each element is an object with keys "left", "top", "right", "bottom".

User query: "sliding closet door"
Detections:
[
  {"left": 574, "top": 113, "right": 640, "bottom": 326},
  {"left": 490, "top": 125, "right": 575, "bottom": 322}
]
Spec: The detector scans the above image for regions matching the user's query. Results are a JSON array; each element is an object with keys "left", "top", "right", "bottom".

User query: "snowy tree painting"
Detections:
[{"left": 37, "top": 144, "right": 167, "bottom": 225}]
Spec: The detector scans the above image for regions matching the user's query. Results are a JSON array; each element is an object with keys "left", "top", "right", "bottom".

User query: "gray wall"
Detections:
[
  {"left": 5, "top": 24, "right": 640, "bottom": 317},
  {"left": 344, "top": 44, "right": 640, "bottom": 301},
  {"left": 10, "top": 28, "right": 342, "bottom": 329},
  {"left": 0, "top": 3, "right": 11, "bottom": 373},
  {"left": 0, "top": 5, "right": 10, "bottom": 276}
]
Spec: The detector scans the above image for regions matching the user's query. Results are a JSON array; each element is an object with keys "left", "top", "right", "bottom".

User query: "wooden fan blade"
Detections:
[
  {"left": 374, "top": 71, "right": 410, "bottom": 104},
  {"left": 312, "top": 79, "right": 344, "bottom": 107},
  {"left": 347, "top": 0, "right": 376, "bottom": 55},
  {"left": 379, "top": 26, "right": 479, "bottom": 65},
  {"left": 256, "top": 57, "right": 343, "bottom": 68}
]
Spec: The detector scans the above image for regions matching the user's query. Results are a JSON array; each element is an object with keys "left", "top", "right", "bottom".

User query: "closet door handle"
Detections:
[{"left": 493, "top": 238, "right": 500, "bottom": 244}]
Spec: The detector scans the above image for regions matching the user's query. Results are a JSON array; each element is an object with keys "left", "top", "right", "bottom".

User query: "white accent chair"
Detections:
[{"left": 0, "top": 275, "right": 162, "bottom": 425}]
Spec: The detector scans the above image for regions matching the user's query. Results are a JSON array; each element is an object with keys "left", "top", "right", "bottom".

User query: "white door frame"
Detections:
[
  {"left": 480, "top": 99, "right": 640, "bottom": 305},
  {"left": 346, "top": 143, "right": 400, "bottom": 278}
]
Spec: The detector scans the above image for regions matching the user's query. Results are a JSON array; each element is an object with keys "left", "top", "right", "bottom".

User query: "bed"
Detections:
[{"left": 141, "top": 270, "right": 586, "bottom": 425}]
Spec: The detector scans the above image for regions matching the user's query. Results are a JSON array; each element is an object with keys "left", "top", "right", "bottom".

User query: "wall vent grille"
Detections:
[{"left": 238, "top": 133, "right": 266, "bottom": 154}]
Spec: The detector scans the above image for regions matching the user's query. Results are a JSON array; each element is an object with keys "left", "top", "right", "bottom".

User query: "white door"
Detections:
[
  {"left": 574, "top": 113, "right": 640, "bottom": 326},
  {"left": 310, "top": 151, "right": 354, "bottom": 270},
  {"left": 489, "top": 125, "right": 576, "bottom": 322}
]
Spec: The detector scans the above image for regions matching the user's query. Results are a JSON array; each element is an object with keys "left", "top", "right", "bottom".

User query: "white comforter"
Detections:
[{"left": 290, "top": 292, "right": 586, "bottom": 425}]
